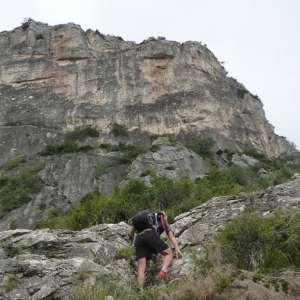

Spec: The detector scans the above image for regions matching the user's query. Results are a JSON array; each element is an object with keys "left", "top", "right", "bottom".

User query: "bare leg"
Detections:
[
  {"left": 137, "top": 257, "right": 147, "bottom": 287},
  {"left": 161, "top": 247, "right": 173, "bottom": 269}
]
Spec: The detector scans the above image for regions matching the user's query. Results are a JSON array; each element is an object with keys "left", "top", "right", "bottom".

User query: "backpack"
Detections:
[{"left": 132, "top": 210, "right": 166, "bottom": 235}]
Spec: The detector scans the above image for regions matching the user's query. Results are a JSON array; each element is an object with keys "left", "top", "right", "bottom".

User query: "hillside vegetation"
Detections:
[{"left": 1, "top": 134, "right": 300, "bottom": 299}]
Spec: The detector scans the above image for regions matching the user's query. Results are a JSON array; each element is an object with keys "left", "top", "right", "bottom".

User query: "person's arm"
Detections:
[
  {"left": 161, "top": 213, "right": 183, "bottom": 259},
  {"left": 167, "top": 230, "right": 183, "bottom": 259},
  {"left": 128, "top": 226, "right": 135, "bottom": 244}
]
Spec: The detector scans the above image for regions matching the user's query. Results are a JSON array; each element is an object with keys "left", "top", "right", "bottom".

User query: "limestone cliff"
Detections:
[
  {"left": 0, "top": 19, "right": 299, "bottom": 231},
  {"left": 0, "top": 19, "right": 295, "bottom": 165}
]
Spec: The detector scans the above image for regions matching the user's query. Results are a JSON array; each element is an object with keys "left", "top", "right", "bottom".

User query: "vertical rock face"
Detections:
[{"left": 0, "top": 19, "right": 295, "bottom": 163}]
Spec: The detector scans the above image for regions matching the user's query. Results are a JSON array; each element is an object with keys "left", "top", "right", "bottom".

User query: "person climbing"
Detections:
[{"left": 128, "top": 210, "right": 183, "bottom": 289}]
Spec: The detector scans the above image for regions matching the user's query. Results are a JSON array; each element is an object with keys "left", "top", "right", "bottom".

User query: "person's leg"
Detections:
[
  {"left": 137, "top": 257, "right": 147, "bottom": 287},
  {"left": 161, "top": 247, "right": 173, "bottom": 269}
]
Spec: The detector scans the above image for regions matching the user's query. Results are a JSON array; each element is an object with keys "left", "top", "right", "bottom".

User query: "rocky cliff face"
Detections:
[
  {"left": 0, "top": 176, "right": 299, "bottom": 299},
  {"left": 0, "top": 19, "right": 295, "bottom": 165},
  {"left": 0, "top": 19, "right": 298, "bottom": 233}
]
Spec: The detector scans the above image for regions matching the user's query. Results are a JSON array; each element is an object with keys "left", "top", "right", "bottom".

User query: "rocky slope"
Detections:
[{"left": 0, "top": 176, "right": 300, "bottom": 299}]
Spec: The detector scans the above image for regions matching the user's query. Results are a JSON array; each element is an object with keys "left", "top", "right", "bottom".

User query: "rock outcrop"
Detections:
[
  {"left": 1, "top": 177, "right": 300, "bottom": 299},
  {"left": 0, "top": 138, "right": 209, "bottom": 231}
]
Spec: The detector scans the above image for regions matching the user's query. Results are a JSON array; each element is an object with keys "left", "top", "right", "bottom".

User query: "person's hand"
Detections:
[{"left": 175, "top": 249, "right": 183, "bottom": 259}]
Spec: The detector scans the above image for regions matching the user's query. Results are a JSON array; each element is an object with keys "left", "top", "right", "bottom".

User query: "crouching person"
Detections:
[{"left": 129, "top": 210, "right": 182, "bottom": 289}]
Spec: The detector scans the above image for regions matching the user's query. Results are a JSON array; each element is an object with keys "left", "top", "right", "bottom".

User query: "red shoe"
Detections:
[{"left": 157, "top": 270, "right": 175, "bottom": 281}]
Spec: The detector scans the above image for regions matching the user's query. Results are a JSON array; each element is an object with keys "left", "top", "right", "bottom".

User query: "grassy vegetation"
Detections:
[
  {"left": 70, "top": 230, "right": 300, "bottom": 299},
  {"left": 65, "top": 125, "right": 99, "bottom": 141},
  {"left": 111, "top": 123, "right": 129, "bottom": 137},
  {"left": 92, "top": 143, "right": 148, "bottom": 179},
  {"left": 0, "top": 162, "right": 45, "bottom": 219},
  {"left": 150, "top": 134, "right": 177, "bottom": 145},
  {"left": 36, "top": 151, "right": 300, "bottom": 231},
  {"left": 0, "top": 156, "right": 26, "bottom": 171},
  {"left": 6, "top": 275, "right": 19, "bottom": 292},
  {"left": 2, "top": 242, "right": 23, "bottom": 258},
  {"left": 38, "top": 125, "right": 99, "bottom": 156},
  {"left": 185, "top": 136, "right": 215, "bottom": 159},
  {"left": 2, "top": 135, "right": 300, "bottom": 298},
  {"left": 215, "top": 210, "right": 300, "bottom": 273}
]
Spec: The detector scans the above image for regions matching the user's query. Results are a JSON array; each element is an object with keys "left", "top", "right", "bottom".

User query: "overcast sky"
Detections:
[{"left": 1, "top": 0, "right": 299, "bottom": 150}]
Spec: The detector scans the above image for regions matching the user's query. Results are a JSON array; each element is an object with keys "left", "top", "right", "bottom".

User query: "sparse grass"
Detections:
[
  {"left": 71, "top": 287, "right": 107, "bottom": 300},
  {"left": 94, "top": 162, "right": 109, "bottom": 178},
  {"left": 9, "top": 220, "right": 18, "bottom": 230},
  {"left": 66, "top": 246, "right": 299, "bottom": 300},
  {"left": 150, "top": 134, "right": 177, "bottom": 144},
  {"left": 0, "top": 156, "right": 26, "bottom": 171},
  {"left": 6, "top": 275, "right": 19, "bottom": 292},
  {"left": 115, "top": 246, "right": 134, "bottom": 260},
  {"left": 2, "top": 242, "right": 23, "bottom": 258}
]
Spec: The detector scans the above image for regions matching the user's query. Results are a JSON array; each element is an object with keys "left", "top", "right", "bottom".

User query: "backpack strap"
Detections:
[
  {"left": 160, "top": 213, "right": 169, "bottom": 235},
  {"left": 148, "top": 212, "right": 160, "bottom": 235}
]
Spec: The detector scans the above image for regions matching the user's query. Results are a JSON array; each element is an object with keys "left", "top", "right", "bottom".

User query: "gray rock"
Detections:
[
  {"left": 125, "top": 137, "right": 209, "bottom": 184},
  {"left": 231, "top": 154, "right": 259, "bottom": 168}
]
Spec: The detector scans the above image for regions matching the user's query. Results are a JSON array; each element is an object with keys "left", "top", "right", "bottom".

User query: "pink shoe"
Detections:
[{"left": 157, "top": 270, "right": 175, "bottom": 281}]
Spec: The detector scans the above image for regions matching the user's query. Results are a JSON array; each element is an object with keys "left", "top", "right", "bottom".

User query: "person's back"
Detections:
[{"left": 131, "top": 210, "right": 155, "bottom": 233}]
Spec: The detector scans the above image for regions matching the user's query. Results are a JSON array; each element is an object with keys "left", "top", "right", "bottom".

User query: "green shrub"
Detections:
[
  {"left": 6, "top": 275, "right": 19, "bottom": 292},
  {"left": 31, "top": 155, "right": 300, "bottom": 236},
  {"left": 185, "top": 137, "right": 215, "bottom": 159},
  {"left": 236, "top": 88, "right": 248, "bottom": 98},
  {"left": 65, "top": 125, "right": 99, "bottom": 141},
  {"left": 216, "top": 149, "right": 223, "bottom": 156},
  {"left": 215, "top": 210, "right": 300, "bottom": 272},
  {"left": 243, "top": 148, "right": 267, "bottom": 161},
  {"left": 150, "top": 134, "right": 177, "bottom": 144},
  {"left": 0, "top": 177, "right": 9, "bottom": 187},
  {"left": 49, "top": 207, "right": 63, "bottom": 218},
  {"left": 0, "top": 156, "right": 26, "bottom": 171},
  {"left": 250, "top": 93, "right": 261, "bottom": 102},
  {"left": 193, "top": 167, "right": 243, "bottom": 202},
  {"left": 0, "top": 163, "right": 45, "bottom": 219},
  {"left": 111, "top": 123, "right": 129, "bottom": 137},
  {"left": 140, "top": 170, "right": 152, "bottom": 177},
  {"left": 150, "top": 175, "right": 195, "bottom": 222},
  {"left": 2, "top": 242, "right": 23, "bottom": 258},
  {"left": 224, "top": 165, "right": 257, "bottom": 187},
  {"left": 165, "top": 165, "right": 175, "bottom": 170},
  {"left": 94, "top": 163, "right": 109, "bottom": 178},
  {"left": 213, "top": 270, "right": 231, "bottom": 293},
  {"left": 21, "top": 17, "right": 31, "bottom": 31},
  {"left": 109, "top": 144, "right": 147, "bottom": 166},
  {"left": 9, "top": 220, "right": 18, "bottom": 230},
  {"left": 115, "top": 246, "right": 134, "bottom": 260},
  {"left": 35, "top": 216, "right": 69, "bottom": 230},
  {"left": 39, "top": 202, "right": 47, "bottom": 210},
  {"left": 39, "top": 140, "right": 80, "bottom": 156},
  {"left": 95, "top": 29, "right": 106, "bottom": 39},
  {"left": 150, "top": 144, "right": 160, "bottom": 152}
]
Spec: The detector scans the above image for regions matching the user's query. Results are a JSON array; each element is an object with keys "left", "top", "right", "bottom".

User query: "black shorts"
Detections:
[{"left": 134, "top": 230, "right": 169, "bottom": 260}]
